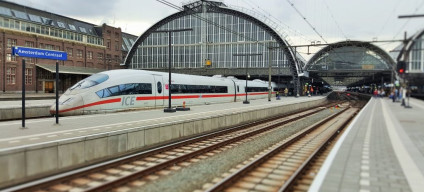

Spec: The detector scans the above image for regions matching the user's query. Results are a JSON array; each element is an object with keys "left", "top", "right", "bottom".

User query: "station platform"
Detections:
[
  {"left": 310, "top": 97, "right": 424, "bottom": 192},
  {"left": 0, "top": 93, "right": 57, "bottom": 101},
  {"left": 0, "top": 96, "right": 325, "bottom": 149},
  {"left": 0, "top": 95, "right": 329, "bottom": 188},
  {"left": 0, "top": 93, "right": 57, "bottom": 120}
]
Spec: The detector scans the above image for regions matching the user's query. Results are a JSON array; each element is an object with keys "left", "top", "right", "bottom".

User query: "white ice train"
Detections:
[{"left": 50, "top": 69, "right": 276, "bottom": 116}]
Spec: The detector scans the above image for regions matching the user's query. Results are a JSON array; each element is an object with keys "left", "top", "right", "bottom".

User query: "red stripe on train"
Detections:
[
  {"left": 236, "top": 92, "right": 269, "bottom": 96},
  {"left": 136, "top": 94, "right": 235, "bottom": 100},
  {"left": 60, "top": 92, "right": 272, "bottom": 113},
  {"left": 59, "top": 98, "right": 122, "bottom": 113}
]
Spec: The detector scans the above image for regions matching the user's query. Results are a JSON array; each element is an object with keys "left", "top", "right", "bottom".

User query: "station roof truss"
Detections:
[
  {"left": 305, "top": 41, "right": 395, "bottom": 86},
  {"left": 397, "top": 29, "right": 424, "bottom": 63},
  {"left": 396, "top": 29, "right": 424, "bottom": 88},
  {"left": 396, "top": 29, "right": 424, "bottom": 77},
  {"left": 123, "top": 0, "right": 301, "bottom": 79}
]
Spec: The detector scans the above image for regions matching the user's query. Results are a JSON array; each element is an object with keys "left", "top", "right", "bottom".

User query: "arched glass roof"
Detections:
[
  {"left": 124, "top": 0, "right": 300, "bottom": 77},
  {"left": 306, "top": 41, "right": 394, "bottom": 71}
]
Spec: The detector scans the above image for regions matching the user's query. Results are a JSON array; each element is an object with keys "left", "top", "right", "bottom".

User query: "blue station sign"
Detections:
[{"left": 12, "top": 46, "right": 67, "bottom": 61}]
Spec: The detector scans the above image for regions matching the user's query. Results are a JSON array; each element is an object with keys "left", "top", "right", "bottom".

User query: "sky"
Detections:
[{"left": 10, "top": 0, "right": 424, "bottom": 61}]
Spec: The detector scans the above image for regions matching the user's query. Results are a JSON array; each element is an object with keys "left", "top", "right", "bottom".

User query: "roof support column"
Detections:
[{"left": 200, "top": 2, "right": 208, "bottom": 66}]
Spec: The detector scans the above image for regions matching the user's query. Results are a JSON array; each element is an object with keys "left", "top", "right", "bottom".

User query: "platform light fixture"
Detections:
[{"left": 233, "top": 53, "right": 262, "bottom": 104}]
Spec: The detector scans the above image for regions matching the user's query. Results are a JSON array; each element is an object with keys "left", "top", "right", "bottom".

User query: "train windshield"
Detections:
[{"left": 70, "top": 73, "right": 109, "bottom": 90}]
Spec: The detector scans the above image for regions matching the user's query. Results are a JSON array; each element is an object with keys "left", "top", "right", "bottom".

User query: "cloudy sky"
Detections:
[{"left": 10, "top": 0, "right": 424, "bottom": 60}]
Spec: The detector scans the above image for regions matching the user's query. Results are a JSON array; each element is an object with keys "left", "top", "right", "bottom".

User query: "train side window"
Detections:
[
  {"left": 157, "top": 82, "right": 162, "bottom": 94},
  {"left": 70, "top": 73, "right": 109, "bottom": 90},
  {"left": 237, "top": 86, "right": 239, "bottom": 92},
  {"left": 108, "top": 86, "right": 120, "bottom": 96},
  {"left": 120, "top": 83, "right": 136, "bottom": 95},
  {"left": 170, "top": 84, "right": 178, "bottom": 94},
  {"left": 96, "top": 89, "right": 111, "bottom": 98},
  {"left": 135, "top": 83, "right": 152, "bottom": 94}
]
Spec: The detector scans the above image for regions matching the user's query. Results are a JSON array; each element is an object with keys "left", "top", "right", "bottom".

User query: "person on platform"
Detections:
[
  {"left": 391, "top": 89, "right": 396, "bottom": 102},
  {"left": 284, "top": 88, "right": 288, "bottom": 97},
  {"left": 395, "top": 88, "right": 399, "bottom": 101}
]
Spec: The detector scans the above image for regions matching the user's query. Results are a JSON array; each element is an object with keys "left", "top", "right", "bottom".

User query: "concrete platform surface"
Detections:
[
  {"left": 310, "top": 97, "right": 424, "bottom": 192},
  {"left": 0, "top": 99, "right": 55, "bottom": 109},
  {"left": 0, "top": 99, "right": 54, "bottom": 121},
  {"left": 0, "top": 93, "right": 57, "bottom": 101}
]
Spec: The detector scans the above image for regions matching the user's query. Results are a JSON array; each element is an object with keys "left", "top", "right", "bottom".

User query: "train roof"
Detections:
[
  {"left": 99, "top": 69, "right": 275, "bottom": 86},
  {"left": 100, "top": 69, "right": 232, "bottom": 80}
]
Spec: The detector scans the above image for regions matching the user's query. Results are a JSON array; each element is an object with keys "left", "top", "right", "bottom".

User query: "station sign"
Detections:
[{"left": 12, "top": 46, "right": 67, "bottom": 61}]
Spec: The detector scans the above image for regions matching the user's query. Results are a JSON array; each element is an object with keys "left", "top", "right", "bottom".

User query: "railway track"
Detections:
[
  {"left": 205, "top": 104, "right": 359, "bottom": 192},
  {"left": 5, "top": 102, "right": 347, "bottom": 192}
]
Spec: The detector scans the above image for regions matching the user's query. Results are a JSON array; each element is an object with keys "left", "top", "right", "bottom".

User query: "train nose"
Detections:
[{"left": 50, "top": 95, "right": 84, "bottom": 116}]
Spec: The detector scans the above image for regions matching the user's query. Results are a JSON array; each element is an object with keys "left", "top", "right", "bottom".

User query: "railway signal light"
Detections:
[{"left": 397, "top": 61, "right": 406, "bottom": 74}]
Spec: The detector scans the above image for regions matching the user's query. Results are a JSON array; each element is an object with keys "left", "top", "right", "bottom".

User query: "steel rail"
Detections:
[
  {"left": 206, "top": 106, "right": 350, "bottom": 192},
  {"left": 85, "top": 104, "right": 329, "bottom": 191},
  {"left": 278, "top": 107, "right": 358, "bottom": 191},
  {"left": 10, "top": 102, "right": 338, "bottom": 192}
]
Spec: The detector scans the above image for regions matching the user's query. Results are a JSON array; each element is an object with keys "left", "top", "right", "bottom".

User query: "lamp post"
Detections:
[
  {"left": 154, "top": 28, "right": 192, "bottom": 113},
  {"left": 233, "top": 53, "right": 262, "bottom": 104},
  {"left": 268, "top": 47, "right": 272, "bottom": 101},
  {"left": 267, "top": 44, "right": 281, "bottom": 101}
]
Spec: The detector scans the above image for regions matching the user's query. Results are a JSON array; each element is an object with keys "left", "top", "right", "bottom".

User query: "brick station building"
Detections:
[{"left": 0, "top": 1, "right": 137, "bottom": 93}]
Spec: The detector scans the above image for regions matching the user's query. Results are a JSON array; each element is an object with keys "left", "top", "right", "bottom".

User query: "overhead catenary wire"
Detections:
[
  {"left": 322, "top": 0, "right": 348, "bottom": 40},
  {"left": 156, "top": 0, "right": 298, "bottom": 51},
  {"left": 156, "top": 0, "right": 182, "bottom": 11},
  {"left": 285, "top": 0, "right": 328, "bottom": 44},
  {"left": 377, "top": 0, "right": 402, "bottom": 38},
  {"left": 156, "top": 1, "right": 401, "bottom": 59},
  {"left": 392, "top": 0, "right": 424, "bottom": 40},
  {"left": 240, "top": 0, "right": 314, "bottom": 43},
  {"left": 156, "top": 0, "right": 259, "bottom": 44}
]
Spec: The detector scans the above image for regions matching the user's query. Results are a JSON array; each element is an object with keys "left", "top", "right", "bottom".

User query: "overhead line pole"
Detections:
[
  {"left": 233, "top": 53, "right": 262, "bottom": 104},
  {"left": 398, "top": 14, "right": 424, "bottom": 18},
  {"left": 267, "top": 44, "right": 283, "bottom": 101},
  {"left": 154, "top": 28, "right": 193, "bottom": 113}
]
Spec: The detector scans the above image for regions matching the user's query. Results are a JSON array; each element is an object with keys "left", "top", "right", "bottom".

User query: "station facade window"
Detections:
[
  {"left": 67, "top": 48, "right": 73, "bottom": 57},
  {"left": 7, "top": 38, "right": 16, "bottom": 48},
  {"left": 6, "top": 67, "right": 16, "bottom": 84},
  {"left": 25, "top": 68, "right": 32, "bottom": 85},
  {"left": 6, "top": 53, "right": 16, "bottom": 61},
  {"left": 0, "top": 17, "right": 103, "bottom": 46}
]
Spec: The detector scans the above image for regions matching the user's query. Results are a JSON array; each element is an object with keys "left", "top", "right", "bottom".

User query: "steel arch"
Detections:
[
  {"left": 304, "top": 40, "right": 395, "bottom": 71},
  {"left": 123, "top": 2, "right": 300, "bottom": 79}
]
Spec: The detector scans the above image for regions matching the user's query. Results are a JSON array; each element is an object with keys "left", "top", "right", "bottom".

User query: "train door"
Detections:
[
  {"left": 235, "top": 81, "right": 244, "bottom": 101},
  {"left": 153, "top": 75, "right": 164, "bottom": 107},
  {"left": 230, "top": 79, "right": 237, "bottom": 102}
]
